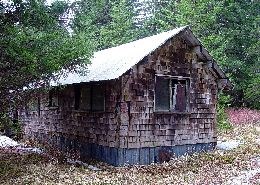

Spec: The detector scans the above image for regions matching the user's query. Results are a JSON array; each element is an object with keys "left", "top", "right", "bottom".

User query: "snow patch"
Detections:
[
  {"left": 67, "top": 159, "right": 101, "bottom": 171},
  {"left": 0, "top": 135, "right": 43, "bottom": 154},
  {"left": 256, "top": 138, "right": 260, "bottom": 145},
  {"left": 16, "top": 146, "right": 44, "bottom": 154},
  {"left": 226, "top": 169, "right": 260, "bottom": 185},
  {"left": 0, "top": 135, "right": 20, "bottom": 147},
  {"left": 216, "top": 140, "right": 242, "bottom": 150}
]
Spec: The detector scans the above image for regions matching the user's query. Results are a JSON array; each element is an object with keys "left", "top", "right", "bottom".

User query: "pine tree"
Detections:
[
  {"left": 0, "top": 0, "right": 95, "bottom": 130},
  {"left": 144, "top": 0, "right": 260, "bottom": 108}
]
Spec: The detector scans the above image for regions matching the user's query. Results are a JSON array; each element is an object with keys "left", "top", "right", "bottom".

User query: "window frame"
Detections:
[
  {"left": 154, "top": 74, "right": 190, "bottom": 113},
  {"left": 74, "top": 83, "right": 105, "bottom": 112}
]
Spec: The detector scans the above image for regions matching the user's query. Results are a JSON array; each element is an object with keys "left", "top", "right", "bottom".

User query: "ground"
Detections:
[{"left": 0, "top": 124, "right": 259, "bottom": 184}]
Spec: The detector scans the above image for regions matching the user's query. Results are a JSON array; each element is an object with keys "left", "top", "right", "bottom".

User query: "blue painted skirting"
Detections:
[{"left": 33, "top": 133, "right": 216, "bottom": 166}]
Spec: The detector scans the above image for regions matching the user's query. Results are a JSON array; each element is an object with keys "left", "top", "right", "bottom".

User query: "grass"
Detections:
[{"left": 0, "top": 123, "right": 259, "bottom": 185}]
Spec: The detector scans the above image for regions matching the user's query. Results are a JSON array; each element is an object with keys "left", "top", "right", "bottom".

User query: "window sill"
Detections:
[
  {"left": 71, "top": 110, "right": 106, "bottom": 113},
  {"left": 47, "top": 106, "right": 59, "bottom": 110},
  {"left": 154, "top": 111, "right": 191, "bottom": 115}
]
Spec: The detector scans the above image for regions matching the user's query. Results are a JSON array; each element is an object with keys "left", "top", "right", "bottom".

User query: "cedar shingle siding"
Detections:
[{"left": 19, "top": 27, "right": 230, "bottom": 166}]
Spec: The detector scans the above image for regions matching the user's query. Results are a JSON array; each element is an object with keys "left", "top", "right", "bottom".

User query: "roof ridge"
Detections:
[{"left": 94, "top": 25, "right": 189, "bottom": 55}]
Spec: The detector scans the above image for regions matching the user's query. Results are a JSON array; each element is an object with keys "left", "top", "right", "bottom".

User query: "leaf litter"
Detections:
[{"left": 0, "top": 123, "right": 259, "bottom": 185}]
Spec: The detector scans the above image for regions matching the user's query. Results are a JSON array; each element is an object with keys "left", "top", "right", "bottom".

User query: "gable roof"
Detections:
[{"left": 52, "top": 26, "right": 231, "bottom": 88}]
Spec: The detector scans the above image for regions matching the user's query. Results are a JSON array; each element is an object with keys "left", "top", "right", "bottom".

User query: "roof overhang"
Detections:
[
  {"left": 180, "top": 28, "right": 232, "bottom": 90},
  {"left": 50, "top": 26, "right": 232, "bottom": 90}
]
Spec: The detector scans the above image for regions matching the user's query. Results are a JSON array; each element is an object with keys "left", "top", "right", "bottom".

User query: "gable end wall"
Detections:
[{"left": 118, "top": 36, "right": 218, "bottom": 150}]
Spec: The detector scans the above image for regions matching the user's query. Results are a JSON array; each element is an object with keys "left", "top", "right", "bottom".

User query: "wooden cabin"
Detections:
[{"left": 19, "top": 26, "right": 231, "bottom": 166}]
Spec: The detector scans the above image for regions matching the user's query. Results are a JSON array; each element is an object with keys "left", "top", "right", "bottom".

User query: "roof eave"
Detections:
[{"left": 180, "top": 28, "right": 232, "bottom": 90}]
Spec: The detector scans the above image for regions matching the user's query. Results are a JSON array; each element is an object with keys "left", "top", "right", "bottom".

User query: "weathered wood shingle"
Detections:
[{"left": 19, "top": 26, "right": 230, "bottom": 166}]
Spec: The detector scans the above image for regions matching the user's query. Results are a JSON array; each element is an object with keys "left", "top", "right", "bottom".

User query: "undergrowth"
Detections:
[
  {"left": 0, "top": 124, "right": 259, "bottom": 185},
  {"left": 217, "top": 94, "right": 233, "bottom": 132},
  {"left": 0, "top": 153, "right": 48, "bottom": 182}
]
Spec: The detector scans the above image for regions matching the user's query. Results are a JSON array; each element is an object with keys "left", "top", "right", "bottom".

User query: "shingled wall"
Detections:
[
  {"left": 118, "top": 36, "right": 218, "bottom": 149},
  {"left": 20, "top": 36, "right": 218, "bottom": 166}
]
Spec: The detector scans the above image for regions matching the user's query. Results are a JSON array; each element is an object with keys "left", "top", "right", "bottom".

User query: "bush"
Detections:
[
  {"left": 0, "top": 112, "right": 22, "bottom": 140},
  {"left": 226, "top": 108, "right": 260, "bottom": 125},
  {"left": 217, "top": 94, "right": 232, "bottom": 131},
  {"left": 217, "top": 107, "right": 232, "bottom": 131}
]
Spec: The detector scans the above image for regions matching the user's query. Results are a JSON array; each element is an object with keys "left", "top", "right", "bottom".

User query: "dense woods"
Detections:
[
  {"left": 144, "top": 0, "right": 259, "bottom": 109},
  {"left": 0, "top": 0, "right": 94, "bottom": 129},
  {"left": 0, "top": 0, "right": 259, "bottom": 130}
]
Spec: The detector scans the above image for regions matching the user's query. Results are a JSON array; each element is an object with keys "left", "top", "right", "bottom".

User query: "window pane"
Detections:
[
  {"left": 155, "top": 77, "right": 170, "bottom": 111},
  {"left": 28, "top": 99, "right": 38, "bottom": 111},
  {"left": 92, "top": 84, "right": 105, "bottom": 111},
  {"left": 80, "top": 86, "right": 91, "bottom": 110},
  {"left": 49, "top": 89, "right": 58, "bottom": 107},
  {"left": 172, "top": 80, "right": 187, "bottom": 112}
]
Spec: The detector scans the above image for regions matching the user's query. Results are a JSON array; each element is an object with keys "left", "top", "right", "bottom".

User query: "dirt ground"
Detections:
[{"left": 0, "top": 124, "right": 259, "bottom": 185}]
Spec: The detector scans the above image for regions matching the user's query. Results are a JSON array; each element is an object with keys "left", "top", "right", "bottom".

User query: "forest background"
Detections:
[{"left": 0, "top": 0, "right": 259, "bottom": 132}]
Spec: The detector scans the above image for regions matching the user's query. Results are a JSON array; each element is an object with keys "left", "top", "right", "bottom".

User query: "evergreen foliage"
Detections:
[
  {"left": 0, "top": 0, "right": 95, "bottom": 132},
  {"left": 0, "top": 0, "right": 259, "bottom": 133},
  {"left": 71, "top": 0, "right": 139, "bottom": 50},
  {"left": 144, "top": 0, "right": 259, "bottom": 109}
]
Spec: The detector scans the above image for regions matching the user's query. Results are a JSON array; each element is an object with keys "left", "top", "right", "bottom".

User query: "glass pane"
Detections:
[
  {"left": 28, "top": 99, "right": 38, "bottom": 111},
  {"left": 52, "top": 96, "right": 58, "bottom": 107},
  {"left": 92, "top": 84, "right": 105, "bottom": 111},
  {"left": 172, "top": 80, "right": 187, "bottom": 112},
  {"left": 80, "top": 86, "right": 91, "bottom": 110},
  {"left": 49, "top": 89, "right": 59, "bottom": 107},
  {"left": 155, "top": 77, "right": 170, "bottom": 111}
]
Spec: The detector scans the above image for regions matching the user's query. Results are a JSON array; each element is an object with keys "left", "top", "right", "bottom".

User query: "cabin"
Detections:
[{"left": 19, "top": 26, "right": 231, "bottom": 166}]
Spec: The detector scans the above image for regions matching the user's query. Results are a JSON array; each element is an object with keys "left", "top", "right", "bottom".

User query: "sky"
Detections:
[
  {"left": 2, "top": 0, "right": 75, "bottom": 6},
  {"left": 2, "top": 0, "right": 150, "bottom": 25},
  {"left": 45, "top": 0, "right": 75, "bottom": 6}
]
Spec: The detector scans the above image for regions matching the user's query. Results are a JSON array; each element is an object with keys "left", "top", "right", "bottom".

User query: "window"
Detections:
[
  {"left": 74, "top": 84, "right": 105, "bottom": 111},
  {"left": 155, "top": 76, "right": 189, "bottom": 112},
  {"left": 28, "top": 99, "right": 38, "bottom": 111},
  {"left": 80, "top": 86, "right": 91, "bottom": 110},
  {"left": 91, "top": 85, "right": 105, "bottom": 111},
  {"left": 48, "top": 89, "right": 59, "bottom": 107},
  {"left": 28, "top": 97, "right": 41, "bottom": 116}
]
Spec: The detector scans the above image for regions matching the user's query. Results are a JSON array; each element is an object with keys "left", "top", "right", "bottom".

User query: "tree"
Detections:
[
  {"left": 71, "top": 0, "right": 140, "bottom": 50},
  {"left": 0, "top": 0, "right": 142, "bottom": 133},
  {"left": 144, "top": 0, "right": 260, "bottom": 109},
  {"left": 0, "top": 0, "right": 95, "bottom": 131}
]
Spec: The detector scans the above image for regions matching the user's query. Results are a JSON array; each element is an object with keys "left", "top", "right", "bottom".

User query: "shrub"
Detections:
[
  {"left": 226, "top": 108, "right": 260, "bottom": 125},
  {"left": 217, "top": 107, "right": 232, "bottom": 131},
  {"left": 0, "top": 112, "right": 23, "bottom": 140},
  {"left": 217, "top": 94, "right": 232, "bottom": 131}
]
